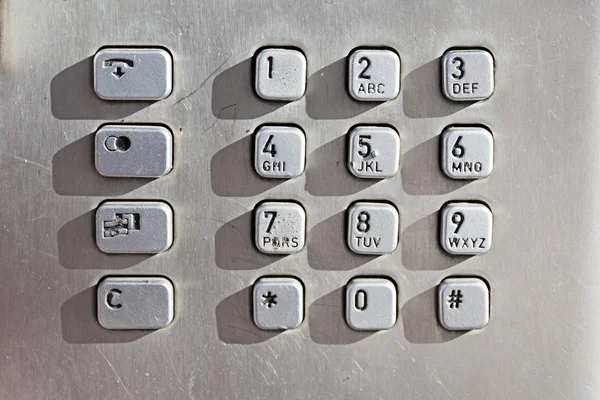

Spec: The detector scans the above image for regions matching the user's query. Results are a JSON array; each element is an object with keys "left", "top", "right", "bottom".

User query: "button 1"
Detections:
[
  {"left": 254, "top": 48, "right": 307, "bottom": 101},
  {"left": 96, "top": 201, "right": 173, "bottom": 254},
  {"left": 442, "top": 49, "right": 494, "bottom": 101},
  {"left": 254, "top": 126, "right": 306, "bottom": 179},
  {"left": 438, "top": 277, "right": 489, "bottom": 330},
  {"left": 94, "top": 48, "right": 173, "bottom": 100},
  {"left": 348, "top": 49, "right": 400, "bottom": 101},
  {"left": 441, "top": 126, "right": 493, "bottom": 180},
  {"left": 97, "top": 277, "right": 174, "bottom": 330},
  {"left": 345, "top": 278, "right": 397, "bottom": 331},
  {"left": 347, "top": 126, "right": 400, "bottom": 179},
  {"left": 440, "top": 202, "right": 492, "bottom": 255},
  {"left": 347, "top": 202, "right": 399, "bottom": 255},
  {"left": 255, "top": 202, "right": 306, "bottom": 254},
  {"left": 95, "top": 125, "right": 173, "bottom": 178},
  {"left": 253, "top": 277, "right": 304, "bottom": 330}
]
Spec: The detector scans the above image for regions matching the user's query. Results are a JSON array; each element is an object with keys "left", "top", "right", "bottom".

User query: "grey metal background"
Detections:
[{"left": 0, "top": 0, "right": 598, "bottom": 399}]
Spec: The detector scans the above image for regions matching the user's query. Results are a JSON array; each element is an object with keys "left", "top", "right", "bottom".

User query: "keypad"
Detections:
[{"left": 85, "top": 44, "right": 497, "bottom": 333}]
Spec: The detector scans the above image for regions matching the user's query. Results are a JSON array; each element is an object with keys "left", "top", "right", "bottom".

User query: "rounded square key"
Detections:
[
  {"left": 347, "top": 126, "right": 400, "bottom": 179},
  {"left": 441, "top": 126, "right": 494, "bottom": 180},
  {"left": 346, "top": 278, "right": 397, "bottom": 331},
  {"left": 255, "top": 202, "right": 306, "bottom": 254},
  {"left": 438, "top": 277, "right": 490, "bottom": 331},
  {"left": 253, "top": 277, "right": 304, "bottom": 330},
  {"left": 255, "top": 48, "right": 307, "bottom": 101},
  {"left": 255, "top": 126, "right": 306, "bottom": 179},
  {"left": 440, "top": 203, "right": 493, "bottom": 255},
  {"left": 442, "top": 49, "right": 494, "bottom": 101},
  {"left": 348, "top": 49, "right": 400, "bottom": 101},
  {"left": 347, "top": 202, "right": 399, "bottom": 255}
]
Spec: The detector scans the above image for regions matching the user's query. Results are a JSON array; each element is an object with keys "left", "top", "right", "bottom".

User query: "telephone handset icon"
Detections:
[{"left": 103, "top": 59, "right": 134, "bottom": 79}]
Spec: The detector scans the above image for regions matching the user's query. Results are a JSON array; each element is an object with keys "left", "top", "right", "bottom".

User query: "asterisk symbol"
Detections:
[{"left": 261, "top": 291, "right": 277, "bottom": 308}]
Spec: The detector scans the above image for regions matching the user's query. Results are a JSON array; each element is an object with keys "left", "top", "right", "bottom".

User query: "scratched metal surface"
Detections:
[{"left": 0, "top": 0, "right": 599, "bottom": 399}]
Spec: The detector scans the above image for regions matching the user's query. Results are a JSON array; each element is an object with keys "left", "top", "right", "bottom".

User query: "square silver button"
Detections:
[
  {"left": 442, "top": 49, "right": 494, "bottom": 101},
  {"left": 438, "top": 277, "right": 490, "bottom": 330},
  {"left": 254, "top": 126, "right": 306, "bottom": 179},
  {"left": 255, "top": 48, "right": 307, "bottom": 101},
  {"left": 97, "top": 277, "right": 174, "bottom": 330},
  {"left": 255, "top": 202, "right": 306, "bottom": 254},
  {"left": 440, "top": 203, "right": 492, "bottom": 255},
  {"left": 347, "top": 126, "right": 400, "bottom": 179},
  {"left": 253, "top": 277, "right": 304, "bottom": 330},
  {"left": 348, "top": 49, "right": 400, "bottom": 101},
  {"left": 95, "top": 125, "right": 173, "bottom": 178},
  {"left": 347, "top": 202, "right": 399, "bottom": 255},
  {"left": 96, "top": 201, "right": 173, "bottom": 254},
  {"left": 94, "top": 48, "right": 173, "bottom": 101},
  {"left": 441, "top": 126, "right": 493, "bottom": 180},
  {"left": 346, "top": 278, "right": 397, "bottom": 331}
]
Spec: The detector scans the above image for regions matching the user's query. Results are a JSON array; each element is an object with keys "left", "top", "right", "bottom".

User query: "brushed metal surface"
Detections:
[{"left": 1, "top": 0, "right": 599, "bottom": 399}]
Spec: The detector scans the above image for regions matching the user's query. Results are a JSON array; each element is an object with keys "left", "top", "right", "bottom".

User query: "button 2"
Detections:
[
  {"left": 347, "top": 202, "right": 399, "bottom": 255},
  {"left": 347, "top": 126, "right": 400, "bottom": 179},
  {"left": 254, "top": 48, "right": 307, "bottom": 101},
  {"left": 442, "top": 49, "right": 494, "bottom": 101},
  {"left": 438, "top": 277, "right": 489, "bottom": 330},
  {"left": 441, "top": 126, "right": 493, "bottom": 180},
  {"left": 97, "top": 277, "right": 174, "bottom": 330},
  {"left": 254, "top": 125, "right": 306, "bottom": 179},
  {"left": 255, "top": 202, "right": 306, "bottom": 254},
  {"left": 348, "top": 49, "right": 400, "bottom": 101},
  {"left": 94, "top": 48, "right": 173, "bottom": 101},
  {"left": 253, "top": 277, "right": 304, "bottom": 330},
  {"left": 440, "top": 202, "right": 492, "bottom": 255},
  {"left": 96, "top": 201, "right": 174, "bottom": 254},
  {"left": 346, "top": 278, "right": 397, "bottom": 331}
]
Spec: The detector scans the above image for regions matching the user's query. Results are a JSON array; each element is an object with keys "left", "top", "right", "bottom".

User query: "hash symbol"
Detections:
[
  {"left": 448, "top": 289, "right": 463, "bottom": 309},
  {"left": 261, "top": 291, "right": 277, "bottom": 308}
]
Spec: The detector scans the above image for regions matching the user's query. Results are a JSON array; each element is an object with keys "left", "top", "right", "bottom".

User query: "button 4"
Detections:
[{"left": 254, "top": 125, "right": 306, "bottom": 179}]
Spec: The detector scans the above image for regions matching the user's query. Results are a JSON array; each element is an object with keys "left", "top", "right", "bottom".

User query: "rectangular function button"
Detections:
[
  {"left": 94, "top": 48, "right": 173, "bottom": 100},
  {"left": 255, "top": 48, "right": 307, "bottom": 101},
  {"left": 96, "top": 201, "right": 173, "bottom": 254},
  {"left": 346, "top": 278, "right": 397, "bottom": 331},
  {"left": 438, "top": 277, "right": 489, "bottom": 330},
  {"left": 95, "top": 125, "right": 173, "bottom": 178},
  {"left": 348, "top": 49, "right": 400, "bottom": 101},
  {"left": 440, "top": 202, "right": 492, "bottom": 255},
  {"left": 255, "top": 202, "right": 306, "bottom": 255},
  {"left": 347, "top": 202, "right": 399, "bottom": 255},
  {"left": 347, "top": 126, "right": 400, "bottom": 179},
  {"left": 441, "top": 126, "right": 493, "bottom": 180},
  {"left": 254, "top": 125, "right": 306, "bottom": 179},
  {"left": 253, "top": 277, "right": 304, "bottom": 330},
  {"left": 97, "top": 277, "right": 174, "bottom": 330},
  {"left": 442, "top": 49, "right": 494, "bottom": 101}
]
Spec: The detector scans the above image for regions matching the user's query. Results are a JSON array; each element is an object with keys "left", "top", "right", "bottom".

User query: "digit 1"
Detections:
[
  {"left": 355, "top": 289, "right": 367, "bottom": 311},
  {"left": 451, "top": 212, "right": 464, "bottom": 234},
  {"left": 267, "top": 56, "right": 274, "bottom": 79}
]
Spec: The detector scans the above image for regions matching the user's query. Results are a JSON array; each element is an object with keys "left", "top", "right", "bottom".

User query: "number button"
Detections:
[
  {"left": 255, "top": 202, "right": 306, "bottom": 255},
  {"left": 442, "top": 49, "right": 494, "bottom": 101},
  {"left": 347, "top": 203, "right": 399, "bottom": 255},
  {"left": 254, "top": 48, "right": 307, "bottom": 101},
  {"left": 348, "top": 126, "right": 400, "bottom": 179},
  {"left": 441, "top": 126, "right": 494, "bottom": 179},
  {"left": 348, "top": 49, "right": 400, "bottom": 101},
  {"left": 440, "top": 202, "right": 493, "bottom": 255},
  {"left": 345, "top": 278, "right": 397, "bottom": 331},
  {"left": 254, "top": 126, "right": 306, "bottom": 179}
]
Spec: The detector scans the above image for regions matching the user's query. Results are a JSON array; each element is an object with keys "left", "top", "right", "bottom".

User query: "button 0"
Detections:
[
  {"left": 96, "top": 201, "right": 173, "bottom": 254},
  {"left": 348, "top": 49, "right": 400, "bottom": 101},
  {"left": 346, "top": 278, "right": 397, "bottom": 331},
  {"left": 441, "top": 126, "right": 493, "bottom": 180},
  {"left": 347, "top": 202, "right": 399, "bottom": 255},
  {"left": 95, "top": 125, "right": 173, "bottom": 178},
  {"left": 442, "top": 49, "right": 494, "bottom": 101},
  {"left": 347, "top": 126, "right": 400, "bottom": 179},
  {"left": 255, "top": 202, "right": 306, "bottom": 255},
  {"left": 255, "top": 48, "right": 307, "bottom": 101},
  {"left": 254, "top": 126, "right": 306, "bottom": 179},
  {"left": 440, "top": 202, "right": 492, "bottom": 255},
  {"left": 253, "top": 277, "right": 304, "bottom": 330},
  {"left": 438, "top": 277, "right": 489, "bottom": 330},
  {"left": 97, "top": 277, "right": 174, "bottom": 330},
  {"left": 94, "top": 48, "right": 173, "bottom": 100}
]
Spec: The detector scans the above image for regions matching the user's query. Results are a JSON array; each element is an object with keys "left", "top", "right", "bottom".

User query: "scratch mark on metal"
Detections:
[{"left": 97, "top": 348, "right": 132, "bottom": 399}]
